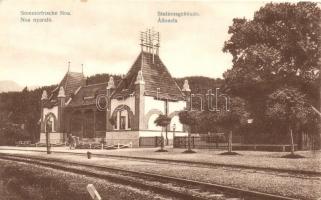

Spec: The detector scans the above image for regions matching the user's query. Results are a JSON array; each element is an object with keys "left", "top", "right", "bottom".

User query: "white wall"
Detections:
[
  {"left": 148, "top": 113, "right": 162, "bottom": 130},
  {"left": 144, "top": 96, "right": 186, "bottom": 132},
  {"left": 169, "top": 115, "right": 183, "bottom": 132},
  {"left": 168, "top": 100, "right": 186, "bottom": 115},
  {"left": 139, "top": 130, "right": 187, "bottom": 138},
  {"left": 144, "top": 96, "right": 186, "bottom": 115},
  {"left": 144, "top": 96, "right": 165, "bottom": 115}
]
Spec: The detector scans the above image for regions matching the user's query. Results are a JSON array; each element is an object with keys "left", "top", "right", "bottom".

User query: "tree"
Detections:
[
  {"left": 178, "top": 111, "right": 199, "bottom": 153},
  {"left": 154, "top": 114, "right": 171, "bottom": 152},
  {"left": 266, "top": 87, "right": 318, "bottom": 157},
  {"left": 224, "top": 2, "right": 320, "bottom": 91},
  {"left": 223, "top": 2, "right": 321, "bottom": 145},
  {"left": 214, "top": 97, "right": 250, "bottom": 154}
]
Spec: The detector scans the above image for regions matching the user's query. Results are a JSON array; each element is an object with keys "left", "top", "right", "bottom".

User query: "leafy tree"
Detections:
[
  {"left": 224, "top": 2, "right": 320, "bottom": 92},
  {"left": 266, "top": 87, "right": 318, "bottom": 155},
  {"left": 154, "top": 114, "right": 171, "bottom": 152},
  {"left": 214, "top": 97, "right": 250, "bottom": 153},
  {"left": 222, "top": 2, "right": 321, "bottom": 144},
  {"left": 178, "top": 111, "right": 199, "bottom": 153}
]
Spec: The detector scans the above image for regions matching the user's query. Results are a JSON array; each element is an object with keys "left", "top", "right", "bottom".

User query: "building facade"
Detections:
[{"left": 39, "top": 31, "right": 189, "bottom": 147}]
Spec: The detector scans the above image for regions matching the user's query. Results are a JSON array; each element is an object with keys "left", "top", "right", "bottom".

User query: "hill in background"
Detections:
[{"left": 0, "top": 80, "right": 22, "bottom": 92}]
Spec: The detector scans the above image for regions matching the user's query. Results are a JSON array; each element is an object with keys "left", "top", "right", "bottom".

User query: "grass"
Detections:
[
  {"left": 0, "top": 160, "right": 170, "bottom": 200},
  {"left": 0, "top": 149, "right": 320, "bottom": 200}
]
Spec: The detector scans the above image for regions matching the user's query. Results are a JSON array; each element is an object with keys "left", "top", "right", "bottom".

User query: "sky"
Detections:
[{"left": 0, "top": 0, "right": 269, "bottom": 87}]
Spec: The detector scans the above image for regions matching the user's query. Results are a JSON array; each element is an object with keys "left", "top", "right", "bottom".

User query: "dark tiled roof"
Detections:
[
  {"left": 49, "top": 71, "right": 85, "bottom": 102},
  {"left": 67, "top": 82, "right": 108, "bottom": 107},
  {"left": 112, "top": 52, "right": 185, "bottom": 101}
]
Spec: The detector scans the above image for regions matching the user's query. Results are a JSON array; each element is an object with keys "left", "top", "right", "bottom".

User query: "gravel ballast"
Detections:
[{"left": 1, "top": 150, "right": 320, "bottom": 200}]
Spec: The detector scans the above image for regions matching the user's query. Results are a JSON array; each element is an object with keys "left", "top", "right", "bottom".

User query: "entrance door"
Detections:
[{"left": 120, "top": 116, "right": 126, "bottom": 130}]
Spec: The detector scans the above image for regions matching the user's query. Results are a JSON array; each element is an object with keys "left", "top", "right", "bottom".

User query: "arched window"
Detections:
[
  {"left": 45, "top": 113, "right": 56, "bottom": 133},
  {"left": 111, "top": 105, "right": 133, "bottom": 131}
]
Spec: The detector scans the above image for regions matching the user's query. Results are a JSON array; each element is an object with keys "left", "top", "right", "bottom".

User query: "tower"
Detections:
[
  {"left": 106, "top": 76, "right": 116, "bottom": 131},
  {"left": 134, "top": 70, "right": 145, "bottom": 130},
  {"left": 182, "top": 79, "right": 191, "bottom": 110},
  {"left": 140, "top": 28, "right": 160, "bottom": 64}
]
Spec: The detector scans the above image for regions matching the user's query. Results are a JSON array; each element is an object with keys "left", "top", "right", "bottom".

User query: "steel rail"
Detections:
[
  {"left": 0, "top": 153, "right": 301, "bottom": 200},
  {"left": 0, "top": 148, "right": 320, "bottom": 178}
]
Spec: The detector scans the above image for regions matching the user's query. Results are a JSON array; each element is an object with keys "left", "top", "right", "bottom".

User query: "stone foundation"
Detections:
[
  {"left": 105, "top": 130, "right": 188, "bottom": 147},
  {"left": 39, "top": 132, "right": 64, "bottom": 144},
  {"left": 106, "top": 131, "right": 140, "bottom": 147}
]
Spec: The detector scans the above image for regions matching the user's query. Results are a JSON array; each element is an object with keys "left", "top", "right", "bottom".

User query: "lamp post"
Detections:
[
  {"left": 172, "top": 123, "right": 176, "bottom": 148},
  {"left": 45, "top": 120, "right": 52, "bottom": 154},
  {"left": 215, "top": 88, "right": 220, "bottom": 111},
  {"left": 247, "top": 118, "right": 253, "bottom": 145}
]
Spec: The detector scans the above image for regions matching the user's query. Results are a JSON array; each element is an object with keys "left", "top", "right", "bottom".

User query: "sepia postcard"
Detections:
[{"left": 0, "top": 0, "right": 320, "bottom": 200}]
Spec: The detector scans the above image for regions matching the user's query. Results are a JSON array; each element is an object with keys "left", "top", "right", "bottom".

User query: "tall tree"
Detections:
[
  {"left": 178, "top": 111, "right": 199, "bottom": 153},
  {"left": 223, "top": 2, "right": 321, "bottom": 143},
  {"left": 154, "top": 114, "right": 171, "bottom": 152},
  {"left": 214, "top": 97, "right": 250, "bottom": 154},
  {"left": 266, "top": 87, "right": 319, "bottom": 155},
  {"left": 223, "top": 2, "right": 320, "bottom": 95}
]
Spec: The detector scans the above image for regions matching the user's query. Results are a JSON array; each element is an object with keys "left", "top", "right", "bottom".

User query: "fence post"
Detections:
[
  {"left": 173, "top": 137, "right": 175, "bottom": 148},
  {"left": 192, "top": 136, "right": 195, "bottom": 148},
  {"left": 185, "top": 136, "right": 187, "bottom": 148},
  {"left": 155, "top": 136, "right": 158, "bottom": 147}
]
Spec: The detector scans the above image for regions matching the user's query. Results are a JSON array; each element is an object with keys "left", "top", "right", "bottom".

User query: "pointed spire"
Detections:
[
  {"left": 41, "top": 90, "right": 48, "bottom": 100},
  {"left": 135, "top": 70, "right": 145, "bottom": 85},
  {"left": 182, "top": 79, "right": 191, "bottom": 92},
  {"left": 68, "top": 61, "right": 70, "bottom": 72},
  {"left": 57, "top": 86, "right": 66, "bottom": 98},
  {"left": 81, "top": 64, "right": 84, "bottom": 75},
  {"left": 141, "top": 52, "right": 144, "bottom": 71},
  {"left": 107, "top": 76, "right": 115, "bottom": 89}
]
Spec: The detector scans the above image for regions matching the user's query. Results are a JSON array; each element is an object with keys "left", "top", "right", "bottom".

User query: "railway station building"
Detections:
[{"left": 39, "top": 30, "right": 189, "bottom": 147}]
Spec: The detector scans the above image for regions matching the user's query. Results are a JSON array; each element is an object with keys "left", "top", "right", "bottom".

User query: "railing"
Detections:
[
  {"left": 139, "top": 137, "right": 162, "bottom": 147},
  {"left": 15, "top": 141, "right": 32, "bottom": 146},
  {"left": 174, "top": 135, "right": 242, "bottom": 149}
]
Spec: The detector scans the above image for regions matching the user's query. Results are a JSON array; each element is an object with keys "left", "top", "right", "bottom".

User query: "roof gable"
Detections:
[
  {"left": 112, "top": 52, "right": 185, "bottom": 101},
  {"left": 49, "top": 71, "right": 85, "bottom": 102},
  {"left": 67, "top": 82, "right": 108, "bottom": 107}
]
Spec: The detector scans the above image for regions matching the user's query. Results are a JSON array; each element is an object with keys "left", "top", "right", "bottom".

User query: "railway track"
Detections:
[
  {"left": 0, "top": 153, "right": 299, "bottom": 200},
  {"left": 0, "top": 148, "right": 319, "bottom": 180}
]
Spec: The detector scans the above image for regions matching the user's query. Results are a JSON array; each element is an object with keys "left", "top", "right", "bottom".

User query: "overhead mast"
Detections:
[
  {"left": 68, "top": 61, "right": 70, "bottom": 72},
  {"left": 140, "top": 28, "right": 160, "bottom": 64},
  {"left": 81, "top": 64, "right": 84, "bottom": 75}
]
